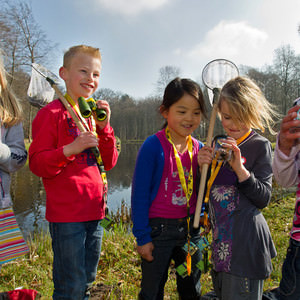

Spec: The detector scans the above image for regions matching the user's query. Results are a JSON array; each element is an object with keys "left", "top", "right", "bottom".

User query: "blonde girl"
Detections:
[
  {"left": 0, "top": 54, "right": 23, "bottom": 126},
  {"left": 198, "top": 76, "right": 277, "bottom": 300},
  {"left": 0, "top": 51, "right": 28, "bottom": 270}
]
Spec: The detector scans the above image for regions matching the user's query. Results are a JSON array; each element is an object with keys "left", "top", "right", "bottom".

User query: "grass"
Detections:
[{"left": 0, "top": 191, "right": 295, "bottom": 299}]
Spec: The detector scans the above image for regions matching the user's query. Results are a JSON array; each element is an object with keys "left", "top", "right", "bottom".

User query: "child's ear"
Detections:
[
  {"left": 59, "top": 66, "right": 67, "bottom": 80},
  {"left": 160, "top": 105, "right": 168, "bottom": 118}
]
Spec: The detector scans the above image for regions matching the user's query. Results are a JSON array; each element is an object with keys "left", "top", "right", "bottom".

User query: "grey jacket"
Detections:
[
  {"left": 209, "top": 131, "right": 276, "bottom": 279},
  {"left": 0, "top": 122, "right": 27, "bottom": 208}
]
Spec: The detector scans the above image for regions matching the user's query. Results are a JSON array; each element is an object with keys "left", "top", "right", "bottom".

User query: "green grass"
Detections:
[
  {"left": 0, "top": 194, "right": 295, "bottom": 299},
  {"left": 0, "top": 230, "right": 54, "bottom": 297},
  {"left": 262, "top": 195, "right": 294, "bottom": 290}
]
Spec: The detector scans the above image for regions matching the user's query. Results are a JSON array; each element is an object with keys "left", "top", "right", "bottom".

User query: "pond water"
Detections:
[
  {"left": 11, "top": 143, "right": 141, "bottom": 236},
  {"left": 12, "top": 143, "right": 290, "bottom": 239}
]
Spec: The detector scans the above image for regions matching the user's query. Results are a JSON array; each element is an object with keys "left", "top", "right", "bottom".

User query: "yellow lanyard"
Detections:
[
  {"left": 204, "top": 129, "right": 252, "bottom": 204},
  {"left": 165, "top": 127, "right": 194, "bottom": 204},
  {"left": 165, "top": 126, "right": 194, "bottom": 275},
  {"left": 64, "top": 94, "right": 107, "bottom": 186},
  {"left": 204, "top": 157, "right": 223, "bottom": 204},
  {"left": 202, "top": 129, "right": 252, "bottom": 227}
]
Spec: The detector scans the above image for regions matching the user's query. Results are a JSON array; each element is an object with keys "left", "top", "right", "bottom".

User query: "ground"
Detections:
[{"left": 90, "top": 283, "right": 122, "bottom": 299}]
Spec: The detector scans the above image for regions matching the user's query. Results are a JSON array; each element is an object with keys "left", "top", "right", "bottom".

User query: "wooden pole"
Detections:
[
  {"left": 193, "top": 88, "right": 220, "bottom": 228},
  {"left": 50, "top": 84, "right": 86, "bottom": 133}
]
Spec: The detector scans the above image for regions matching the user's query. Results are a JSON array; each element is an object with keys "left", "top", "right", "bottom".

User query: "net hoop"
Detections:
[{"left": 202, "top": 59, "right": 239, "bottom": 90}]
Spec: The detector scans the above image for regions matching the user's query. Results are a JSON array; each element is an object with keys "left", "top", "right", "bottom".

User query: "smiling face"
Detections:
[
  {"left": 59, "top": 52, "right": 101, "bottom": 102},
  {"left": 219, "top": 99, "right": 250, "bottom": 140},
  {"left": 162, "top": 93, "right": 202, "bottom": 143}
]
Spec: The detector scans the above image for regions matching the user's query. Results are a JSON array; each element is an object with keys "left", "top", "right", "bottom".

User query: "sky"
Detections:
[{"left": 28, "top": 0, "right": 300, "bottom": 99}]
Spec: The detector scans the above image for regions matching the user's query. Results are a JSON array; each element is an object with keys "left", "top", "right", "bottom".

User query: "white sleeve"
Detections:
[{"left": 272, "top": 134, "right": 300, "bottom": 187}]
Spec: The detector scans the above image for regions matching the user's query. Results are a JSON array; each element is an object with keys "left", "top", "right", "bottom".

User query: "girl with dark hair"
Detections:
[{"left": 131, "top": 77, "right": 207, "bottom": 300}]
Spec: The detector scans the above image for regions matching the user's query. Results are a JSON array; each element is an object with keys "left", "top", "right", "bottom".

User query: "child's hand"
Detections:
[
  {"left": 278, "top": 104, "right": 300, "bottom": 155},
  {"left": 63, "top": 131, "right": 99, "bottom": 157},
  {"left": 137, "top": 242, "right": 154, "bottom": 262},
  {"left": 222, "top": 137, "right": 250, "bottom": 182},
  {"left": 93, "top": 100, "right": 111, "bottom": 129},
  {"left": 197, "top": 145, "right": 213, "bottom": 171}
]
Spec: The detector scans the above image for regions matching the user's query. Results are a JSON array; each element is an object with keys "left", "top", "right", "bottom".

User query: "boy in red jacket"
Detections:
[{"left": 29, "top": 45, "right": 118, "bottom": 299}]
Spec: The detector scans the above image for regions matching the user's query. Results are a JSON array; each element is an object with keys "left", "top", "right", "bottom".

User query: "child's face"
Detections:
[
  {"left": 162, "top": 93, "right": 201, "bottom": 143},
  {"left": 219, "top": 100, "right": 250, "bottom": 140},
  {"left": 59, "top": 52, "right": 101, "bottom": 101}
]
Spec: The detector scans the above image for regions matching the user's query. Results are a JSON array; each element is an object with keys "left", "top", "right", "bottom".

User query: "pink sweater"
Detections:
[
  {"left": 148, "top": 130, "right": 200, "bottom": 219},
  {"left": 272, "top": 135, "right": 300, "bottom": 241}
]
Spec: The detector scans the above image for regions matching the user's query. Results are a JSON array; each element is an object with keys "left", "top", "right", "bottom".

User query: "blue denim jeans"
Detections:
[
  {"left": 139, "top": 217, "right": 202, "bottom": 300},
  {"left": 49, "top": 221, "right": 103, "bottom": 300}
]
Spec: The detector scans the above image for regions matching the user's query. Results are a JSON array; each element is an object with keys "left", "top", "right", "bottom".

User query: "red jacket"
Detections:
[{"left": 29, "top": 99, "right": 118, "bottom": 222}]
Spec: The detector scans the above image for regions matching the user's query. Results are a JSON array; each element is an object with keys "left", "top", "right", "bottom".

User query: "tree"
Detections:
[
  {"left": 0, "top": 0, "right": 57, "bottom": 140},
  {"left": 272, "top": 44, "right": 300, "bottom": 114},
  {"left": 94, "top": 88, "right": 123, "bottom": 105},
  {"left": 0, "top": 0, "right": 56, "bottom": 73},
  {"left": 246, "top": 67, "right": 280, "bottom": 106},
  {"left": 155, "top": 65, "right": 181, "bottom": 96}
]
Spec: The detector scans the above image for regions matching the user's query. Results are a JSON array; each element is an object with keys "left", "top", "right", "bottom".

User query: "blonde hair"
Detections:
[
  {"left": 0, "top": 52, "right": 23, "bottom": 127},
  {"left": 218, "top": 76, "right": 278, "bottom": 134},
  {"left": 63, "top": 45, "right": 101, "bottom": 68}
]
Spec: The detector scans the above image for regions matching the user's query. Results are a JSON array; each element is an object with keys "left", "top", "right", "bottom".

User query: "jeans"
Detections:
[
  {"left": 139, "top": 217, "right": 202, "bottom": 300},
  {"left": 49, "top": 221, "right": 103, "bottom": 300}
]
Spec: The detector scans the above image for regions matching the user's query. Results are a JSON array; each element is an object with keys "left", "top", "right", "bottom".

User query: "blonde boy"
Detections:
[{"left": 29, "top": 45, "right": 118, "bottom": 299}]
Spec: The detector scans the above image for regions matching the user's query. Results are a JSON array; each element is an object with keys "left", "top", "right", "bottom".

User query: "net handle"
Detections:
[
  {"left": 30, "top": 64, "right": 86, "bottom": 132},
  {"left": 193, "top": 59, "right": 239, "bottom": 228},
  {"left": 193, "top": 88, "right": 220, "bottom": 228},
  {"left": 46, "top": 77, "right": 86, "bottom": 133}
]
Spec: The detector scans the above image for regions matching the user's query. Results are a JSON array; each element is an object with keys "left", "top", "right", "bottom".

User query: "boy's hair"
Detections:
[
  {"left": 63, "top": 45, "right": 101, "bottom": 68},
  {"left": 0, "top": 51, "right": 23, "bottom": 127},
  {"left": 160, "top": 77, "right": 207, "bottom": 128},
  {"left": 218, "top": 76, "right": 278, "bottom": 134}
]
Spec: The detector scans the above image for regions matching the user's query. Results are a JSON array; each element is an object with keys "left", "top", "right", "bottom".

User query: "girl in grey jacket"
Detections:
[
  {"left": 0, "top": 51, "right": 27, "bottom": 270},
  {"left": 0, "top": 52, "right": 27, "bottom": 209},
  {"left": 0, "top": 123, "right": 27, "bottom": 209},
  {"left": 198, "top": 77, "right": 278, "bottom": 300}
]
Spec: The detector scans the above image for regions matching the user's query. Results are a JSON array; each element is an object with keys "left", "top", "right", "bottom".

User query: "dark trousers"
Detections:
[
  {"left": 139, "top": 217, "right": 202, "bottom": 300},
  {"left": 263, "top": 238, "right": 300, "bottom": 300}
]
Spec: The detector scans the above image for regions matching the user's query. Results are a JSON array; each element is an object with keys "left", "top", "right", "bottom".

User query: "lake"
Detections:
[
  {"left": 11, "top": 143, "right": 141, "bottom": 237},
  {"left": 12, "top": 143, "right": 289, "bottom": 238}
]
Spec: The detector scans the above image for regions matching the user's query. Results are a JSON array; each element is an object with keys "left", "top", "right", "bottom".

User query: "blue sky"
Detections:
[{"left": 29, "top": 0, "right": 300, "bottom": 99}]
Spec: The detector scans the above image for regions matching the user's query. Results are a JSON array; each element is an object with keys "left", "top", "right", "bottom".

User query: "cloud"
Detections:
[
  {"left": 186, "top": 21, "right": 270, "bottom": 67},
  {"left": 90, "top": 0, "right": 169, "bottom": 16}
]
